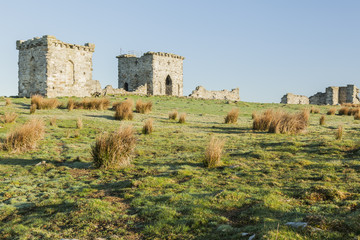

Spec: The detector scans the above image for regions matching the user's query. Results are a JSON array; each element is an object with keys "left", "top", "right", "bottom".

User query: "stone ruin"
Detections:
[
  {"left": 189, "top": 86, "right": 240, "bottom": 101},
  {"left": 117, "top": 52, "right": 184, "bottom": 96},
  {"left": 16, "top": 35, "right": 101, "bottom": 98},
  {"left": 281, "top": 84, "right": 360, "bottom": 105}
]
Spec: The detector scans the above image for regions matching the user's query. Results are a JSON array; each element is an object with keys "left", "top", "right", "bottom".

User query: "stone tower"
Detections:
[
  {"left": 116, "top": 52, "right": 184, "bottom": 96},
  {"left": 16, "top": 35, "right": 101, "bottom": 98}
]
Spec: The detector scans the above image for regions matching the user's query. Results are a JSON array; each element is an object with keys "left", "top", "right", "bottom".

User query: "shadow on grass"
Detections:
[
  {"left": 85, "top": 114, "right": 114, "bottom": 121},
  {"left": 0, "top": 157, "right": 92, "bottom": 169},
  {"left": 14, "top": 102, "right": 30, "bottom": 109},
  {"left": 190, "top": 125, "right": 251, "bottom": 134}
]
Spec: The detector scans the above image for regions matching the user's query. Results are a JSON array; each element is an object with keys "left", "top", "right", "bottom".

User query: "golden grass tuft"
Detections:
[
  {"left": 114, "top": 99, "right": 134, "bottom": 120},
  {"left": 338, "top": 107, "right": 350, "bottom": 116},
  {"left": 76, "top": 118, "right": 83, "bottom": 129},
  {"left": 0, "top": 112, "right": 18, "bottom": 124},
  {"left": 67, "top": 98, "right": 110, "bottom": 110},
  {"left": 135, "top": 100, "right": 153, "bottom": 114},
  {"left": 354, "top": 112, "right": 360, "bottom": 120},
  {"left": 251, "top": 112, "right": 257, "bottom": 119},
  {"left": 31, "top": 94, "right": 60, "bottom": 110},
  {"left": 5, "top": 98, "right": 11, "bottom": 106},
  {"left": 92, "top": 126, "right": 136, "bottom": 169},
  {"left": 169, "top": 110, "right": 178, "bottom": 120},
  {"left": 178, "top": 113, "right": 186, "bottom": 124},
  {"left": 320, "top": 115, "right": 325, "bottom": 126},
  {"left": 50, "top": 117, "right": 57, "bottom": 127},
  {"left": 142, "top": 119, "right": 153, "bottom": 134},
  {"left": 327, "top": 108, "right": 337, "bottom": 115},
  {"left": 2, "top": 119, "right": 45, "bottom": 152},
  {"left": 252, "top": 109, "right": 275, "bottom": 131},
  {"left": 310, "top": 106, "right": 320, "bottom": 114},
  {"left": 67, "top": 99, "right": 75, "bottom": 111},
  {"left": 30, "top": 104, "right": 36, "bottom": 114},
  {"left": 203, "top": 136, "right": 225, "bottom": 168},
  {"left": 224, "top": 108, "right": 239, "bottom": 124},
  {"left": 335, "top": 125, "right": 344, "bottom": 140}
]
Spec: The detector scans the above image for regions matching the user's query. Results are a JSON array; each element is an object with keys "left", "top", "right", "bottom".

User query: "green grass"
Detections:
[{"left": 1, "top": 96, "right": 360, "bottom": 239}]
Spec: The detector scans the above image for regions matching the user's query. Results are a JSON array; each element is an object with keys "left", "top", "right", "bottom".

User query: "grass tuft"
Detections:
[
  {"left": 142, "top": 119, "right": 153, "bottom": 134},
  {"left": 320, "top": 115, "right": 326, "bottom": 126},
  {"left": 224, "top": 108, "right": 239, "bottom": 124},
  {"left": 335, "top": 125, "right": 343, "bottom": 140},
  {"left": 327, "top": 108, "right": 337, "bottom": 115},
  {"left": 135, "top": 100, "right": 153, "bottom": 114},
  {"left": 49, "top": 117, "right": 57, "bottom": 127},
  {"left": 2, "top": 119, "right": 45, "bottom": 152},
  {"left": 5, "top": 98, "right": 11, "bottom": 106},
  {"left": 76, "top": 118, "right": 83, "bottom": 129},
  {"left": 310, "top": 106, "right": 320, "bottom": 114},
  {"left": 178, "top": 113, "right": 186, "bottom": 124},
  {"left": 92, "top": 126, "right": 136, "bottom": 169},
  {"left": 0, "top": 112, "right": 18, "bottom": 124},
  {"left": 30, "top": 104, "right": 36, "bottom": 114},
  {"left": 169, "top": 110, "right": 178, "bottom": 120},
  {"left": 338, "top": 107, "right": 350, "bottom": 116},
  {"left": 31, "top": 94, "right": 59, "bottom": 109},
  {"left": 203, "top": 136, "right": 225, "bottom": 168},
  {"left": 67, "top": 99, "right": 75, "bottom": 111},
  {"left": 114, "top": 99, "right": 134, "bottom": 120}
]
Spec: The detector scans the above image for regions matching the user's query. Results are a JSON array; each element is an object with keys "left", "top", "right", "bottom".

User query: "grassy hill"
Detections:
[{"left": 0, "top": 95, "right": 360, "bottom": 239}]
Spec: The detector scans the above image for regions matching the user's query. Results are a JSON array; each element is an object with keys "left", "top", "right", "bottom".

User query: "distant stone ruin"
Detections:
[
  {"left": 117, "top": 52, "right": 184, "bottom": 96},
  {"left": 189, "top": 86, "right": 240, "bottom": 101},
  {"left": 16, "top": 35, "right": 101, "bottom": 98},
  {"left": 281, "top": 93, "right": 309, "bottom": 104},
  {"left": 281, "top": 84, "right": 360, "bottom": 105}
]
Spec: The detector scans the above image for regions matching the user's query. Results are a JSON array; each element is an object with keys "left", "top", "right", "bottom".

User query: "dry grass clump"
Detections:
[
  {"left": 5, "top": 98, "right": 11, "bottom": 106},
  {"left": 31, "top": 94, "right": 60, "bottom": 109},
  {"left": 354, "top": 112, "right": 360, "bottom": 120},
  {"left": 76, "top": 118, "right": 83, "bottom": 129},
  {"left": 92, "top": 126, "right": 136, "bottom": 169},
  {"left": 320, "top": 115, "right": 326, "bottom": 126},
  {"left": 2, "top": 119, "right": 45, "bottom": 152},
  {"left": 253, "top": 109, "right": 309, "bottom": 134},
  {"left": 336, "top": 125, "right": 344, "bottom": 140},
  {"left": 142, "top": 119, "right": 153, "bottom": 134},
  {"left": 252, "top": 109, "right": 275, "bottom": 131},
  {"left": 50, "top": 117, "right": 57, "bottom": 127},
  {"left": 30, "top": 104, "right": 36, "bottom": 114},
  {"left": 169, "top": 110, "right": 178, "bottom": 120},
  {"left": 67, "top": 99, "right": 75, "bottom": 111},
  {"left": 349, "top": 108, "right": 360, "bottom": 116},
  {"left": 338, "top": 107, "right": 350, "bottom": 116},
  {"left": 310, "top": 106, "right": 320, "bottom": 114},
  {"left": 114, "top": 99, "right": 134, "bottom": 120},
  {"left": 178, "top": 113, "right": 186, "bottom": 124},
  {"left": 252, "top": 112, "right": 257, "bottom": 119},
  {"left": 203, "top": 136, "right": 225, "bottom": 168},
  {"left": 327, "top": 108, "right": 337, "bottom": 115},
  {"left": 135, "top": 100, "right": 153, "bottom": 114},
  {"left": 0, "top": 112, "right": 18, "bottom": 124},
  {"left": 224, "top": 108, "right": 239, "bottom": 124}
]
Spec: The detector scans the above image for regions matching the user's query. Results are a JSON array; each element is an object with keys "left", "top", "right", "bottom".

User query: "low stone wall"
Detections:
[
  {"left": 102, "top": 84, "right": 147, "bottom": 96},
  {"left": 189, "top": 86, "right": 240, "bottom": 101},
  {"left": 281, "top": 93, "right": 309, "bottom": 104}
]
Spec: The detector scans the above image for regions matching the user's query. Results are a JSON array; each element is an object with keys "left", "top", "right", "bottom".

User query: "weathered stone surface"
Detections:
[
  {"left": 116, "top": 52, "right": 184, "bottom": 96},
  {"left": 101, "top": 84, "right": 147, "bottom": 96},
  {"left": 281, "top": 93, "right": 309, "bottom": 104},
  {"left": 17, "top": 35, "right": 100, "bottom": 98},
  {"left": 189, "top": 86, "right": 240, "bottom": 101}
]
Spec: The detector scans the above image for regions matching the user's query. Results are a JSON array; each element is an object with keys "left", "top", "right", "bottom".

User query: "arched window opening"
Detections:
[
  {"left": 165, "top": 75, "right": 172, "bottom": 95},
  {"left": 124, "top": 82, "right": 129, "bottom": 91},
  {"left": 66, "top": 60, "right": 75, "bottom": 85}
]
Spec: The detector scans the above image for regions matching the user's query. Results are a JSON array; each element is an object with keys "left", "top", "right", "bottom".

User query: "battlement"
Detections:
[
  {"left": 16, "top": 35, "right": 95, "bottom": 52},
  {"left": 116, "top": 51, "right": 184, "bottom": 60}
]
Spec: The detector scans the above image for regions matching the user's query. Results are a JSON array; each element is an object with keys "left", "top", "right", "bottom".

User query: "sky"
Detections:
[{"left": 1, "top": 0, "right": 360, "bottom": 103}]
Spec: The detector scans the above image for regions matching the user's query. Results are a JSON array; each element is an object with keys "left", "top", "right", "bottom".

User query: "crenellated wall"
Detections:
[{"left": 17, "top": 35, "right": 100, "bottom": 98}]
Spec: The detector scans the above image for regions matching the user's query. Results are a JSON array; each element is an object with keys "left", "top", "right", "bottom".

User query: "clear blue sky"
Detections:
[{"left": 1, "top": 0, "right": 360, "bottom": 103}]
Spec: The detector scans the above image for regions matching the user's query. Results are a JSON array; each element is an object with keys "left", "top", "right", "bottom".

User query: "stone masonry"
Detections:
[
  {"left": 189, "top": 86, "right": 240, "bottom": 101},
  {"left": 281, "top": 93, "right": 309, "bottom": 104},
  {"left": 117, "top": 52, "right": 184, "bottom": 96},
  {"left": 17, "top": 35, "right": 101, "bottom": 98},
  {"left": 281, "top": 85, "right": 360, "bottom": 105}
]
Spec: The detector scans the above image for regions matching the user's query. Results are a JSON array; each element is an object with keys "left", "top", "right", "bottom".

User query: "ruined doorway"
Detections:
[
  {"left": 124, "top": 82, "right": 129, "bottom": 91},
  {"left": 165, "top": 75, "right": 172, "bottom": 95}
]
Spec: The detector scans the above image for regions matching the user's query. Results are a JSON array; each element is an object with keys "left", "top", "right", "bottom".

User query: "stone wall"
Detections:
[
  {"left": 102, "top": 84, "right": 147, "bottom": 96},
  {"left": 117, "top": 52, "right": 184, "bottom": 96},
  {"left": 17, "top": 35, "right": 100, "bottom": 98},
  {"left": 189, "top": 86, "right": 240, "bottom": 101},
  {"left": 281, "top": 93, "right": 309, "bottom": 104}
]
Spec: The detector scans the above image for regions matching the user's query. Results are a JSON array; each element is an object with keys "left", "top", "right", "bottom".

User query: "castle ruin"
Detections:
[
  {"left": 16, "top": 35, "right": 101, "bottom": 98},
  {"left": 189, "top": 86, "right": 240, "bottom": 101},
  {"left": 117, "top": 52, "right": 184, "bottom": 96},
  {"left": 281, "top": 84, "right": 360, "bottom": 105}
]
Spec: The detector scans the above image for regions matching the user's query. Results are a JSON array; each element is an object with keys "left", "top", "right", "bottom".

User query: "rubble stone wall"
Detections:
[
  {"left": 281, "top": 93, "right": 309, "bottom": 104},
  {"left": 189, "top": 86, "right": 240, "bottom": 101}
]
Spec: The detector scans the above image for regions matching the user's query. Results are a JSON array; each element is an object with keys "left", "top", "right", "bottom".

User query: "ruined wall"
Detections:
[
  {"left": 306, "top": 85, "right": 360, "bottom": 105},
  {"left": 17, "top": 35, "right": 100, "bottom": 98},
  {"left": 117, "top": 52, "right": 184, "bottom": 96},
  {"left": 281, "top": 93, "right": 309, "bottom": 104},
  {"left": 189, "top": 86, "right": 240, "bottom": 101},
  {"left": 102, "top": 84, "right": 147, "bottom": 96}
]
